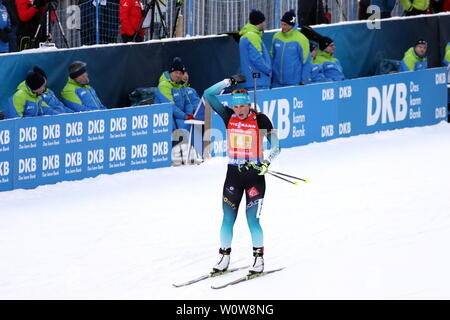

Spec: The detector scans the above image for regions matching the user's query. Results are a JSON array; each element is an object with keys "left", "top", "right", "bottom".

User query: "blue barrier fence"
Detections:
[
  {"left": 0, "top": 103, "right": 173, "bottom": 192},
  {"left": 210, "top": 68, "right": 448, "bottom": 156},
  {"left": 1, "top": 68, "right": 448, "bottom": 192}
]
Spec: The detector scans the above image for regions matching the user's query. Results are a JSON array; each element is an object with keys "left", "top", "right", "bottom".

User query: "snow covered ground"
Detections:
[{"left": 1, "top": 122, "right": 450, "bottom": 300}]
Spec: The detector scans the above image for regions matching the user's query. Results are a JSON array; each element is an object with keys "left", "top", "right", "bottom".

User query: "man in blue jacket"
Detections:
[
  {"left": 271, "top": 11, "right": 311, "bottom": 88},
  {"left": 5, "top": 71, "right": 60, "bottom": 119},
  {"left": 399, "top": 39, "right": 428, "bottom": 72},
  {"left": 154, "top": 57, "right": 195, "bottom": 131},
  {"left": 61, "top": 61, "right": 106, "bottom": 112},
  {"left": 238, "top": 9, "right": 271, "bottom": 90},
  {"left": 32, "top": 66, "right": 74, "bottom": 114},
  {"left": 312, "top": 36, "right": 345, "bottom": 81}
]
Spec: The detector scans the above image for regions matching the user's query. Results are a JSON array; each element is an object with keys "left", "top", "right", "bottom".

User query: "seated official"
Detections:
[
  {"left": 61, "top": 61, "right": 106, "bottom": 112},
  {"left": 154, "top": 57, "right": 195, "bottom": 131},
  {"left": 399, "top": 39, "right": 428, "bottom": 72},
  {"left": 32, "top": 66, "right": 74, "bottom": 114},
  {"left": 312, "top": 36, "right": 345, "bottom": 81},
  {"left": 5, "top": 71, "right": 60, "bottom": 119}
]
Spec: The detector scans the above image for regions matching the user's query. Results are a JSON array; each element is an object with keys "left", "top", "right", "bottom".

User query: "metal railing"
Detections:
[{"left": 45, "top": 0, "right": 406, "bottom": 49}]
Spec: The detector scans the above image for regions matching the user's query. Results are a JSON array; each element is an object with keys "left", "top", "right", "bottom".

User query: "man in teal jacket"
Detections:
[
  {"left": 271, "top": 11, "right": 311, "bottom": 88},
  {"left": 239, "top": 9, "right": 271, "bottom": 90},
  {"left": 5, "top": 71, "right": 60, "bottom": 119},
  {"left": 61, "top": 61, "right": 106, "bottom": 112},
  {"left": 399, "top": 39, "right": 428, "bottom": 72}
]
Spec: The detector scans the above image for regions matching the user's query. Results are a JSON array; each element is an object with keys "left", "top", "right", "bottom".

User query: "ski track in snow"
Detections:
[{"left": 1, "top": 122, "right": 450, "bottom": 299}]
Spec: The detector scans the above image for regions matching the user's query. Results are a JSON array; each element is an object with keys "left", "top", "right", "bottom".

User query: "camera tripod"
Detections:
[
  {"left": 32, "top": 2, "right": 70, "bottom": 48},
  {"left": 133, "top": 0, "right": 183, "bottom": 41}
]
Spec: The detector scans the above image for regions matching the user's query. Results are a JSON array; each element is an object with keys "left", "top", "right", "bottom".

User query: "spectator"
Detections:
[
  {"left": 15, "top": 0, "right": 47, "bottom": 51},
  {"left": 371, "top": 0, "right": 396, "bottom": 18},
  {"left": 399, "top": 0, "right": 430, "bottom": 16},
  {"left": 238, "top": 9, "right": 271, "bottom": 90},
  {"left": 120, "top": 0, "right": 145, "bottom": 43},
  {"left": 399, "top": 39, "right": 428, "bottom": 72},
  {"left": 309, "top": 41, "right": 327, "bottom": 83},
  {"left": 181, "top": 71, "right": 203, "bottom": 120},
  {"left": 32, "top": 65, "right": 73, "bottom": 114},
  {"left": 0, "top": 0, "right": 11, "bottom": 53},
  {"left": 358, "top": 0, "right": 371, "bottom": 20},
  {"left": 271, "top": 10, "right": 311, "bottom": 87},
  {"left": 2, "top": 0, "right": 18, "bottom": 51},
  {"left": 154, "top": 57, "right": 194, "bottom": 131},
  {"left": 4, "top": 70, "right": 60, "bottom": 119},
  {"left": 61, "top": 61, "right": 106, "bottom": 112},
  {"left": 297, "top": 0, "right": 329, "bottom": 26},
  {"left": 312, "top": 36, "right": 345, "bottom": 81},
  {"left": 443, "top": 41, "right": 449, "bottom": 66},
  {"left": 79, "top": 0, "right": 119, "bottom": 45}
]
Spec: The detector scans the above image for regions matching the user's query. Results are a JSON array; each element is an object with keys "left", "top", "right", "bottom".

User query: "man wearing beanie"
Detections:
[
  {"left": 61, "top": 61, "right": 106, "bottom": 112},
  {"left": 155, "top": 57, "right": 195, "bottom": 127},
  {"left": 155, "top": 57, "right": 196, "bottom": 164},
  {"left": 312, "top": 35, "right": 345, "bottom": 81},
  {"left": 399, "top": 39, "right": 428, "bottom": 72},
  {"left": 238, "top": 9, "right": 271, "bottom": 90},
  {"left": 271, "top": 10, "right": 311, "bottom": 87},
  {"left": 32, "top": 65, "right": 74, "bottom": 114},
  {"left": 5, "top": 70, "right": 60, "bottom": 118}
]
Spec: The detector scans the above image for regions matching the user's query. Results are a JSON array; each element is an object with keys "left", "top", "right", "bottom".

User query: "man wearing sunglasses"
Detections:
[{"left": 203, "top": 74, "right": 281, "bottom": 274}]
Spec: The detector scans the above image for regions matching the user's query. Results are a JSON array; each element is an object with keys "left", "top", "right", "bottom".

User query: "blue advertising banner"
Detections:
[
  {"left": 209, "top": 68, "right": 448, "bottom": 158},
  {"left": 0, "top": 119, "right": 14, "bottom": 192},
  {"left": 2, "top": 103, "right": 173, "bottom": 191},
  {"left": 337, "top": 68, "right": 449, "bottom": 137}
]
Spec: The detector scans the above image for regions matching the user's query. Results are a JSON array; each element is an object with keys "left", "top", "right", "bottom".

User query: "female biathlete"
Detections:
[{"left": 203, "top": 75, "right": 281, "bottom": 274}]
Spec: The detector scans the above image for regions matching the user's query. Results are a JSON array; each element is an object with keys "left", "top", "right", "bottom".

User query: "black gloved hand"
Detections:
[
  {"left": 229, "top": 74, "right": 246, "bottom": 85},
  {"left": 0, "top": 29, "right": 9, "bottom": 43}
]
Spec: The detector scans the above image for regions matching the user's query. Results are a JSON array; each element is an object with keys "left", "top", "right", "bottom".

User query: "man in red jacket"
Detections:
[
  {"left": 120, "top": 0, "right": 145, "bottom": 43},
  {"left": 15, "top": 0, "right": 48, "bottom": 50}
]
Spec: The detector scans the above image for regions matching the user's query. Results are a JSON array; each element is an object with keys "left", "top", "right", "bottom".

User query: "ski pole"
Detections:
[
  {"left": 252, "top": 72, "right": 261, "bottom": 112},
  {"left": 268, "top": 172, "right": 298, "bottom": 185},
  {"left": 268, "top": 170, "right": 308, "bottom": 183}
]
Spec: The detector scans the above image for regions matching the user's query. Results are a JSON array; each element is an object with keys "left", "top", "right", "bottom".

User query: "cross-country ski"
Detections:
[
  {"left": 211, "top": 268, "right": 285, "bottom": 290},
  {"left": 173, "top": 265, "right": 249, "bottom": 288}
]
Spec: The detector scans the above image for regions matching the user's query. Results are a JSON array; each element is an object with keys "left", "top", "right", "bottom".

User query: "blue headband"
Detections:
[
  {"left": 231, "top": 93, "right": 251, "bottom": 106},
  {"left": 69, "top": 67, "right": 87, "bottom": 79}
]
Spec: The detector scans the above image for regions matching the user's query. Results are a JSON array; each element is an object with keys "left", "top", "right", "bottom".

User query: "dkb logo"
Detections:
[
  {"left": 0, "top": 161, "right": 9, "bottom": 176},
  {"left": 19, "top": 158, "right": 37, "bottom": 173},
  {"left": 0, "top": 130, "right": 11, "bottom": 145},
  {"left": 367, "top": 83, "right": 408, "bottom": 126},
  {"left": 19, "top": 127, "right": 38, "bottom": 142}
]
